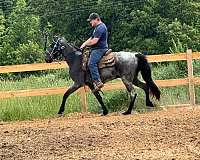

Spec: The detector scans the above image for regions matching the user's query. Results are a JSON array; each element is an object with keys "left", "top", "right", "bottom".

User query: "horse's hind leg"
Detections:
[
  {"left": 86, "top": 82, "right": 108, "bottom": 116},
  {"left": 133, "top": 78, "right": 154, "bottom": 107},
  {"left": 122, "top": 77, "right": 137, "bottom": 115}
]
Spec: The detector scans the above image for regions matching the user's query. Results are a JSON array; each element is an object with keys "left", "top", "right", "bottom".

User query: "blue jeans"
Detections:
[{"left": 88, "top": 49, "right": 107, "bottom": 81}]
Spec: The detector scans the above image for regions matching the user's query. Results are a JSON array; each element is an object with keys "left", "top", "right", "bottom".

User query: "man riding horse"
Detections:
[
  {"left": 45, "top": 13, "right": 160, "bottom": 116},
  {"left": 80, "top": 13, "right": 108, "bottom": 92}
]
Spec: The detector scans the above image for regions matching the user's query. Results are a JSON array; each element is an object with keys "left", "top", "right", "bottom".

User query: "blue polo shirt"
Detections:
[{"left": 91, "top": 23, "right": 108, "bottom": 50}]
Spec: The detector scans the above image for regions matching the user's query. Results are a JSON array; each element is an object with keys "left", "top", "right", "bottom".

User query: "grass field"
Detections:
[{"left": 0, "top": 62, "right": 199, "bottom": 121}]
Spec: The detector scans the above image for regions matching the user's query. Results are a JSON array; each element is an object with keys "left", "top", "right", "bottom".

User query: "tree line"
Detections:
[{"left": 0, "top": 0, "right": 200, "bottom": 65}]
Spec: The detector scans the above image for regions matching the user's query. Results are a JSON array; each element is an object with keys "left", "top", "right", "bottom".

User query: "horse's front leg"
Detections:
[{"left": 58, "top": 83, "right": 81, "bottom": 115}]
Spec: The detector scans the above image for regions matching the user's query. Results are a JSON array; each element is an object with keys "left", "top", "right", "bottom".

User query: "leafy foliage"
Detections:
[{"left": 0, "top": 0, "right": 42, "bottom": 65}]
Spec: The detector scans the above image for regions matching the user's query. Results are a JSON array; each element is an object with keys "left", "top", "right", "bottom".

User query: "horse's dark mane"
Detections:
[
  {"left": 58, "top": 37, "right": 83, "bottom": 68},
  {"left": 60, "top": 37, "right": 82, "bottom": 53}
]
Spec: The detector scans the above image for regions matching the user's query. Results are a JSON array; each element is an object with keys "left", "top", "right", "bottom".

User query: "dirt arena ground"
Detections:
[{"left": 0, "top": 107, "right": 200, "bottom": 160}]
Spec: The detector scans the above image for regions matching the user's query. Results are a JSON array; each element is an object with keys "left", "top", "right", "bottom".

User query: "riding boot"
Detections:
[{"left": 93, "top": 80, "right": 104, "bottom": 92}]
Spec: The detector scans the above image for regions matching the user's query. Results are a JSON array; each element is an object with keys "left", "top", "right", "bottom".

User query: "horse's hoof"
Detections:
[
  {"left": 146, "top": 101, "right": 154, "bottom": 108},
  {"left": 99, "top": 109, "right": 108, "bottom": 116},
  {"left": 57, "top": 112, "right": 64, "bottom": 117},
  {"left": 122, "top": 111, "right": 131, "bottom": 115},
  {"left": 103, "top": 110, "right": 108, "bottom": 116}
]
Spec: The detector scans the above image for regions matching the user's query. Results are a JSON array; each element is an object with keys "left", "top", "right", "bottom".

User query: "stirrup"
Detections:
[{"left": 92, "top": 86, "right": 101, "bottom": 93}]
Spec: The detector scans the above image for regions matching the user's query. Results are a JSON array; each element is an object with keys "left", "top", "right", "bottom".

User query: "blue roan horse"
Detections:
[{"left": 45, "top": 36, "right": 161, "bottom": 116}]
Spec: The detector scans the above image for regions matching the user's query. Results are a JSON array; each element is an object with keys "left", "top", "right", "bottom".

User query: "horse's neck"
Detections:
[
  {"left": 64, "top": 52, "right": 82, "bottom": 70},
  {"left": 62, "top": 43, "right": 83, "bottom": 69}
]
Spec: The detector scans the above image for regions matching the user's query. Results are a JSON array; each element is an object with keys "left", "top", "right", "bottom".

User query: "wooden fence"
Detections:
[{"left": 0, "top": 49, "right": 200, "bottom": 111}]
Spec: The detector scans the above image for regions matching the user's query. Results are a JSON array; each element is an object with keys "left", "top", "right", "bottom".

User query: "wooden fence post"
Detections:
[
  {"left": 79, "top": 86, "right": 87, "bottom": 112},
  {"left": 186, "top": 49, "right": 196, "bottom": 106}
]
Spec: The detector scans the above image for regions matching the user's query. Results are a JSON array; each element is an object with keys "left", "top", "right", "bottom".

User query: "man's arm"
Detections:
[
  {"left": 81, "top": 24, "right": 105, "bottom": 49},
  {"left": 80, "top": 37, "right": 99, "bottom": 49}
]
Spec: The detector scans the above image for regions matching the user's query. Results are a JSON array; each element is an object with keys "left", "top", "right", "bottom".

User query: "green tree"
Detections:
[
  {"left": 1, "top": 0, "right": 200, "bottom": 66},
  {"left": 0, "top": 0, "right": 43, "bottom": 65}
]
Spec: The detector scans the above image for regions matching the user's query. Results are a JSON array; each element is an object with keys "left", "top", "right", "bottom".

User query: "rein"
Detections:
[{"left": 66, "top": 43, "right": 83, "bottom": 54}]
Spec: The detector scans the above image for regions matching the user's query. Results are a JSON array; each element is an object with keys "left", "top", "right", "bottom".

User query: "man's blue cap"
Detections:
[{"left": 87, "top": 13, "right": 100, "bottom": 21}]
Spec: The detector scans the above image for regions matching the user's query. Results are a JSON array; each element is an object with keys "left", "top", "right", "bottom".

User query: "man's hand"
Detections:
[
  {"left": 80, "top": 37, "right": 99, "bottom": 49},
  {"left": 80, "top": 43, "right": 86, "bottom": 49}
]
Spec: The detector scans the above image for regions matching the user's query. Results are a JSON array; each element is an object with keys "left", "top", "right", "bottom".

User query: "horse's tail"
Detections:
[{"left": 135, "top": 54, "right": 161, "bottom": 100}]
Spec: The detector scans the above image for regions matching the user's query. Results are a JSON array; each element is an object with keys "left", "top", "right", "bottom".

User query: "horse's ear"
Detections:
[
  {"left": 53, "top": 34, "right": 61, "bottom": 41},
  {"left": 53, "top": 35, "right": 58, "bottom": 42},
  {"left": 61, "top": 37, "right": 67, "bottom": 43}
]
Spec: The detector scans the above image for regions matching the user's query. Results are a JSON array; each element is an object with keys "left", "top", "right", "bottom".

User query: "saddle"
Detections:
[{"left": 82, "top": 49, "right": 116, "bottom": 71}]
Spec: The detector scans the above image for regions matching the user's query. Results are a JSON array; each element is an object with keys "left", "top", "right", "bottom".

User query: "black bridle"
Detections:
[
  {"left": 48, "top": 38, "right": 61, "bottom": 59},
  {"left": 47, "top": 38, "right": 83, "bottom": 60}
]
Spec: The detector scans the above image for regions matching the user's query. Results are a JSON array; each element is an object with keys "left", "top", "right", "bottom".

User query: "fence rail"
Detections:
[
  {"left": 0, "top": 52, "right": 200, "bottom": 74},
  {"left": 0, "top": 49, "right": 200, "bottom": 111},
  {"left": 1, "top": 78, "right": 200, "bottom": 98}
]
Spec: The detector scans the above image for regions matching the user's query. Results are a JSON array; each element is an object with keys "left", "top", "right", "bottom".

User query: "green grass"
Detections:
[
  {"left": 0, "top": 62, "right": 199, "bottom": 121},
  {"left": 0, "top": 95, "right": 82, "bottom": 121},
  {"left": 195, "top": 86, "right": 200, "bottom": 104},
  {"left": 0, "top": 86, "right": 191, "bottom": 121},
  {"left": 0, "top": 70, "right": 72, "bottom": 91}
]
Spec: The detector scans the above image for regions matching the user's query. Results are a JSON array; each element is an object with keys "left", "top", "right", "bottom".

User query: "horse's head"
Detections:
[
  {"left": 45, "top": 36, "right": 65, "bottom": 63},
  {"left": 45, "top": 36, "right": 82, "bottom": 63}
]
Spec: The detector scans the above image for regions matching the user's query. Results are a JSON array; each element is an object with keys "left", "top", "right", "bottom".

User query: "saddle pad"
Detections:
[
  {"left": 98, "top": 52, "right": 116, "bottom": 69},
  {"left": 82, "top": 49, "right": 116, "bottom": 70}
]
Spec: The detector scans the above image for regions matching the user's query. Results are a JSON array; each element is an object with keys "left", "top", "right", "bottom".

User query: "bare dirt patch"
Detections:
[{"left": 0, "top": 107, "right": 200, "bottom": 160}]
